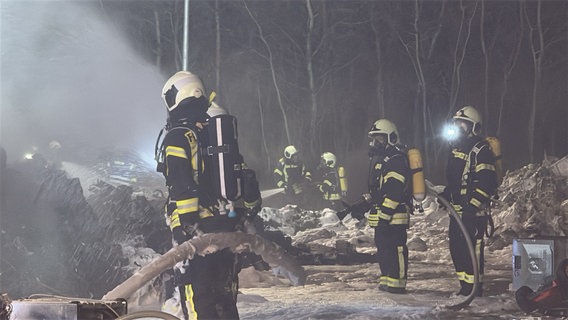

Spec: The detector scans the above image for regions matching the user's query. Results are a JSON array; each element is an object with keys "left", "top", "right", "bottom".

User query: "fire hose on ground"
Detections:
[{"left": 426, "top": 181, "right": 479, "bottom": 310}]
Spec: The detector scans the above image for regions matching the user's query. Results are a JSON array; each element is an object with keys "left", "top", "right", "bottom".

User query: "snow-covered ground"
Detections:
[
  {"left": 124, "top": 156, "right": 567, "bottom": 319},
  {"left": 4, "top": 152, "right": 567, "bottom": 319}
]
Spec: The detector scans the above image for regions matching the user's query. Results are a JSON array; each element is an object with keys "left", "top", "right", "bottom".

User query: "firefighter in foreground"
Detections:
[
  {"left": 273, "top": 145, "right": 312, "bottom": 206},
  {"left": 313, "top": 152, "right": 348, "bottom": 211},
  {"left": 441, "top": 105, "right": 498, "bottom": 297},
  {"left": 335, "top": 119, "right": 413, "bottom": 293},
  {"left": 157, "top": 71, "right": 261, "bottom": 319},
  {"left": 365, "top": 119, "right": 412, "bottom": 294}
]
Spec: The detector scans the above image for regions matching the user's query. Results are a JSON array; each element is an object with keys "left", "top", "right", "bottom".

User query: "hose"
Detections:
[
  {"left": 102, "top": 232, "right": 306, "bottom": 301},
  {"left": 426, "top": 182, "right": 479, "bottom": 310},
  {"left": 115, "top": 310, "right": 180, "bottom": 320}
]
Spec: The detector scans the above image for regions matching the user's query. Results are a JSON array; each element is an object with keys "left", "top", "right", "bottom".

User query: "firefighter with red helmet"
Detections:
[
  {"left": 156, "top": 71, "right": 261, "bottom": 319},
  {"left": 367, "top": 119, "right": 412, "bottom": 294},
  {"left": 442, "top": 105, "right": 498, "bottom": 297}
]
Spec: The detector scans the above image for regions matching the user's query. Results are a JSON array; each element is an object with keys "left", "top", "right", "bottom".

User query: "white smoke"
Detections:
[{"left": 0, "top": 1, "right": 165, "bottom": 164}]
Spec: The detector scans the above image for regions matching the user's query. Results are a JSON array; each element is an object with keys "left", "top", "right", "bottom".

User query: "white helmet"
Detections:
[
  {"left": 162, "top": 71, "right": 205, "bottom": 112},
  {"left": 368, "top": 119, "right": 399, "bottom": 146},
  {"left": 453, "top": 105, "right": 482, "bottom": 136},
  {"left": 284, "top": 145, "right": 298, "bottom": 160},
  {"left": 321, "top": 152, "right": 336, "bottom": 168}
]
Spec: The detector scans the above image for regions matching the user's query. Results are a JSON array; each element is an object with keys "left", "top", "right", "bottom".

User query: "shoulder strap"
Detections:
[{"left": 460, "top": 139, "right": 490, "bottom": 193}]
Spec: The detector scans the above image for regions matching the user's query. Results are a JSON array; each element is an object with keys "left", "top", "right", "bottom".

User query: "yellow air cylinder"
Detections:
[
  {"left": 486, "top": 136, "right": 503, "bottom": 185},
  {"left": 338, "top": 166, "right": 348, "bottom": 196},
  {"left": 407, "top": 148, "right": 426, "bottom": 202}
]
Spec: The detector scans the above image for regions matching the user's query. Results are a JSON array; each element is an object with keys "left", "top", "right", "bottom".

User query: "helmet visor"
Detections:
[{"left": 369, "top": 134, "right": 387, "bottom": 147}]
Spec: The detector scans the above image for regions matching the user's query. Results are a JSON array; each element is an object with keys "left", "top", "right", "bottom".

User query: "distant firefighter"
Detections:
[
  {"left": 273, "top": 145, "right": 312, "bottom": 206},
  {"left": 313, "top": 152, "right": 347, "bottom": 211}
]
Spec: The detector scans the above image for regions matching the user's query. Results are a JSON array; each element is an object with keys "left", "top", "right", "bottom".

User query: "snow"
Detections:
[
  {"left": 3, "top": 153, "right": 567, "bottom": 319},
  {"left": 116, "top": 156, "right": 567, "bottom": 319}
]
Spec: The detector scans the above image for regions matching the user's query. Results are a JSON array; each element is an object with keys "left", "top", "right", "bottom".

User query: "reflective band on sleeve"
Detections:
[
  {"left": 475, "top": 163, "right": 495, "bottom": 172},
  {"left": 166, "top": 146, "right": 188, "bottom": 159},
  {"left": 452, "top": 150, "right": 468, "bottom": 160},
  {"left": 470, "top": 197, "right": 482, "bottom": 208},
  {"left": 384, "top": 171, "right": 405, "bottom": 183},
  {"left": 368, "top": 213, "right": 379, "bottom": 227},
  {"left": 391, "top": 212, "right": 409, "bottom": 225},
  {"left": 245, "top": 198, "right": 261, "bottom": 209},
  {"left": 170, "top": 212, "right": 181, "bottom": 229},
  {"left": 377, "top": 211, "right": 392, "bottom": 220},
  {"left": 176, "top": 198, "right": 199, "bottom": 213},
  {"left": 475, "top": 188, "right": 490, "bottom": 199},
  {"left": 382, "top": 197, "right": 399, "bottom": 209}
]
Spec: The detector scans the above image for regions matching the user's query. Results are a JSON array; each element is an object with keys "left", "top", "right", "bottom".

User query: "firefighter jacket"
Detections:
[
  {"left": 367, "top": 145, "right": 412, "bottom": 227},
  {"left": 273, "top": 158, "right": 312, "bottom": 194},
  {"left": 444, "top": 135, "right": 498, "bottom": 215},
  {"left": 161, "top": 123, "right": 257, "bottom": 237},
  {"left": 314, "top": 165, "right": 342, "bottom": 201}
]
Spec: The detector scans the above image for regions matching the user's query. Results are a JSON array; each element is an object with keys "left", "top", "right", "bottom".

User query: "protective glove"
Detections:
[
  {"left": 292, "top": 183, "right": 303, "bottom": 194},
  {"left": 245, "top": 205, "right": 261, "bottom": 221},
  {"left": 351, "top": 208, "right": 366, "bottom": 221},
  {"left": 171, "top": 226, "right": 189, "bottom": 246},
  {"left": 437, "top": 187, "right": 450, "bottom": 208},
  {"left": 336, "top": 201, "right": 352, "bottom": 221}
]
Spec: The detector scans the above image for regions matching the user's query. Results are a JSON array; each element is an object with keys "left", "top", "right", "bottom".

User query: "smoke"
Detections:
[{"left": 0, "top": 1, "right": 165, "bottom": 165}]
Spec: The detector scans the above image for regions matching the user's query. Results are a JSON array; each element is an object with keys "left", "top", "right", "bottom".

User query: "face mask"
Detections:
[{"left": 368, "top": 135, "right": 386, "bottom": 156}]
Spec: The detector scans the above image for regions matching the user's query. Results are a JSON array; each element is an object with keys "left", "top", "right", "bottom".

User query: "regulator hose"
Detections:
[{"left": 426, "top": 182, "right": 479, "bottom": 310}]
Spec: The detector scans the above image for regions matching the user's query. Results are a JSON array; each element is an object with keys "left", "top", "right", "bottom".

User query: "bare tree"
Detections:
[
  {"left": 369, "top": 2, "right": 388, "bottom": 119},
  {"left": 395, "top": 0, "right": 447, "bottom": 170},
  {"left": 243, "top": 0, "right": 292, "bottom": 145},
  {"left": 447, "top": 0, "right": 477, "bottom": 115},
  {"left": 305, "top": 0, "right": 320, "bottom": 152},
  {"left": 524, "top": 0, "right": 543, "bottom": 163},
  {"left": 479, "top": 0, "right": 501, "bottom": 135},
  {"left": 497, "top": 2, "right": 524, "bottom": 137},
  {"left": 214, "top": 0, "right": 221, "bottom": 90}
]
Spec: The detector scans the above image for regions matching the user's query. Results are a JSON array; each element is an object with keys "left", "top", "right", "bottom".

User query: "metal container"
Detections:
[
  {"left": 513, "top": 237, "right": 568, "bottom": 291},
  {"left": 9, "top": 297, "right": 127, "bottom": 320}
]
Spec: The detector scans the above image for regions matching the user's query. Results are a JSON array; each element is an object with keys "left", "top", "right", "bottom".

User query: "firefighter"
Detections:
[
  {"left": 273, "top": 145, "right": 312, "bottom": 206},
  {"left": 367, "top": 119, "right": 412, "bottom": 294},
  {"left": 441, "top": 105, "right": 498, "bottom": 297},
  {"left": 314, "top": 152, "right": 347, "bottom": 211},
  {"left": 157, "top": 71, "right": 261, "bottom": 319}
]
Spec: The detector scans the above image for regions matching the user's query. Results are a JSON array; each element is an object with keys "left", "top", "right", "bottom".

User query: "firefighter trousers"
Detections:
[
  {"left": 449, "top": 214, "right": 485, "bottom": 296},
  {"left": 179, "top": 248, "right": 240, "bottom": 320},
  {"left": 374, "top": 224, "right": 408, "bottom": 289}
]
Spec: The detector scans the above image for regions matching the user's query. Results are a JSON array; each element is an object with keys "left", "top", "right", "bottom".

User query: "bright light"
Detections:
[
  {"left": 24, "top": 153, "right": 34, "bottom": 160},
  {"left": 443, "top": 123, "right": 459, "bottom": 141}
]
